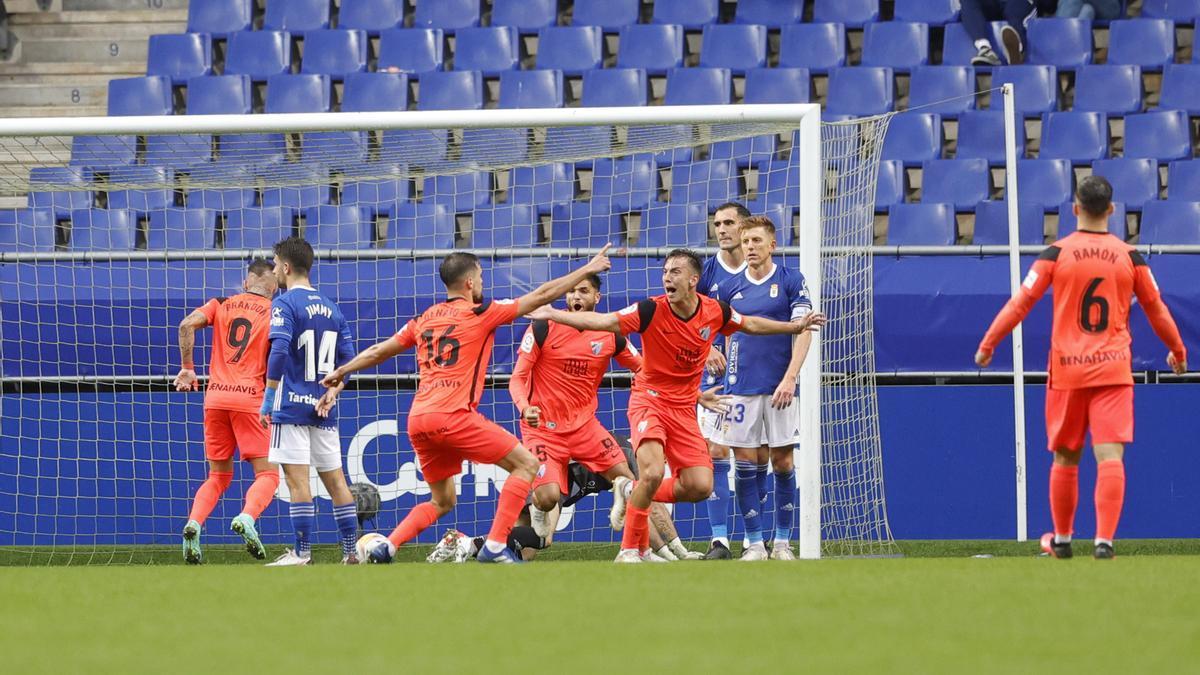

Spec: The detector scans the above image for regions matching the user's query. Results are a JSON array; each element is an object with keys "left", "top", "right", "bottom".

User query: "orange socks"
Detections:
[
  {"left": 1095, "top": 459, "right": 1126, "bottom": 544},
  {"left": 487, "top": 475, "right": 532, "bottom": 546},
  {"left": 388, "top": 501, "right": 440, "bottom": 548},
  {"left": 1048, "top": 464, "right": 1079, "bottom": 541},
  {"left": 621, "top": 505, "right": 649, "bottom": 552},
  {"left": 241, "top": 469, "right": 279, "bottom": 519},
  {"left": 187, "top": 471, "right": 232, "bottom": 524},
  {"left": 651, "top": 476, "right": 678, "bottom": 503}
]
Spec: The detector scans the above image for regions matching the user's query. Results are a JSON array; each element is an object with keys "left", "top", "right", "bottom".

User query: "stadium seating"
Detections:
[
  {"left": 972, "top": 200, "right": 1046, "bottom": 245},
  {"left": 922, "top": 159, "right": 990, "bottom": 211},
  {"left": 670, "top": 160, "right": 739, "bottom": 210},
  {"left": 340, "top": 163, "right": 410, "bottom": 217},
  {"left": 640, "top": 203, "right": 708, "bottom": 247},
  {"left": 1142, "top": 0, "right": 1200, "bottom": 20},
  {"left": 186, "top": 75, "right": 251, "bottom": 114},
  {"left": 509, "top": 164, "right": 575, "bottom": 215},
  {"left": 942, "top": 21, "right": 1009, "bottom": 67},
  {"left": 1073, "top": 65, "right": 1143, "bottom": 115},
  {"left": 1026, "top": 18, "right": 1092, "bottom": 68},
  {"left": 1139, "top": 200, "right": 1200, "bottom": 243},
  {"left": 388, "top": 204, "right": 457, "bottom": 248},
  {"left": 572, "top": 0, "right": 639, "bottom": 30},
  {"left": 498, "top": 70, "right": 564, "bottom": 108},
  {"left": 261, "top": 167, "right": 331, "bottom": 212},
  {"left": 492, "top": 0, "right": 558, "bottom": 33},
  {"left": 617, "top": 24, "right": 684, "bottom": 74},
  {"left": 591, "top": 158, "right": 657, "bottom": 212},
  {"left": 664, "top": 68, "right": 731, "bottom": 105},
  {"left": 991, "top": 66, "right": 1058, "bottom": 115},
  {"left": 537, "top": 27, "right": 603, "bottom": 75},
  {"left": 1039, "top": 112, "right": 1109, "bottom": 164},
  {"left": 887, "top": 203, "right": 956, "bottom": 245},
  {"left": 146, "top": 34, "right": 211, "bottom": 85},
  {"left": 185, "top": 164, "right": 255, "bottom": 211},
  {"left": 875, "top": 159, "right": 907, "bottom": 211},
  {"left": 894, "top": 0, "right": 959, "bottom": 25},
  {"left": 69, "top": 209, "right": 137, "bottom": 251},
  {"left": 106, "top": 166, "right": 173, "bottom": 215},
  {"left": 907, "top": 66, "right": 975, "bottom": 118},
  {"left": 225, "top": 208, "right": 294, "bottom": 249},
  {"left": 453, "top": 27, "right": 520, "bottom": 75},
  {"left": 1108, "top": 19, "right": 1175, "bottom": 71},
  {"left": 652, "top": 0, "right": 719, "bottom": 29},
  {"left": 779, "top": 23, "right": 846, "bottom": 73},
  {"left": 423, "top": 172, "right": 493, "bottom": 213},
  {"left": 305, "top": 206, "right": 373, "bottom": 249},
  {"left": 414, "top": 0, "right": 480, "bottom": 31},
  {"left": 1018, "top": 159, "right": 1074, "bottom": 211},
  {"left": 882, "top": 113, "right": 942, "bottom": 166},
  {"left": 300, "top": 30, "right": 367, "bottom": 80},
  {"left": 813, "top": 0, "right": 879, "bottom": 28},
  {"left": 337, "top": 0, "right": 405, "bottom": 33},
  {"left": 29, "top": 167, "right": 92, "bottom": 218},
  {"left": 710, "top": 133, "right": 777, "bottom": 169},
  {"left": 415, "top": 71, "right": 483, "bottom": 110},
  {"left": 70, "top": 135, "right": 136, "bottom": 169},
  {"left": 342, "top": 72, "right": 408, "bottom": 111},
  {"left": 825, "top": 67, "right": 894, "bottom": 116},
  {"left": 377, "top": 28, "right": 444, "bottom": 74},
  {"left": 861, "top": 21, "right": 929, "bottom": 73},
  {"left": 1057, "top": 201, "right": 1127, "bottom": 240},
  {"left": 1092, "top": 158, "right": 1160, "bottom": 211},
  {"left": 756, "top": 157, "right": 798, "bottom": 208},
  {"left": 699, "top": 24, "right": 767, "bottom": 74},
  {"left": 264, "top": 0, "right": 330, "bottom": 31},
  {"left": 1167, "top": 160, "right": 1200, "bottom": 199},
  {"left": 955, "top": 111, "right": 1024, "bottom": 166},
  {"left": 107, "top": 76, "right": 172, "bottom": 116},
  {"left": 225, "top": 31, "right": 292, "bottom": 80},
  {"left": 0, "top": 209, "right": 55, "bottom": 252},
  {"left": 146, "top": 208, "right": 215, "bottom": 250},
  {"left": 265, "top": 74, "right": 331, "bottom": 113},
  {"left": 581, "top": 68, "right": 647, "bottom": 106},
  {"left": 1158, "top": 65, "right": 1200, "bottom": 115},
  {"left": 743, "top": 67, "right": 810, "bottom": 104},
  {"left": 472, "top": 205, "right": 540, "bottom": 248},
  {"left": 550, "top": 203, "right": 624, "bottom": 247},
  {"left": 733, "top": 0, "right": 805, "bottom": 26},
  {"left": 186, "top": 0, "right": 251, "bottom": 37},
  {"left": 1124, "top": 110, "right": 1192, "bottom": 161}
]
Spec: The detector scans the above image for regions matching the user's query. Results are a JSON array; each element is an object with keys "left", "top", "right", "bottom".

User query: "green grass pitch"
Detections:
[{"left": 2, "top": 540, "right": 1198, "bottom": 673}]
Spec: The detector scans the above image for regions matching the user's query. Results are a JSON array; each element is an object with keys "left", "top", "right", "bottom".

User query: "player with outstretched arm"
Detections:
[{"left": 976, "top": 176, "right": 1187, "bottom": 560}]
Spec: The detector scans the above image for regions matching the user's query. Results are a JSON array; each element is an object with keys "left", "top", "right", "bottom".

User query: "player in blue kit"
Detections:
[
  {"left": 258, "top": 237, "right": 361, "bottom": 566},
  {"left": 716, "top": 216, "right": 813, "bottom": 561}
]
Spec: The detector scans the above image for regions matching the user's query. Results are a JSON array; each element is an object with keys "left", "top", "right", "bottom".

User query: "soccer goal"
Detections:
[{"left": 0, "top": 103, "right": 896, "bottom": 563}]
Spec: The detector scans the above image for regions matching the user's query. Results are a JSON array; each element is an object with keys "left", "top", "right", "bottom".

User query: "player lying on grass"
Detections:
[
  {"left": 529, "top": 249, "right": 826, "bottom": 563},
  {"left": 320, "top": 247, "right": 612, "bottom": 563},
  {"left": 976, "top": 176, "right": 1187, "bottom": 560},
  {"left": 508, "top": 273, "right": 714, "bottom": 562},
  {"left": 175, "top": 259, "right": 280, "bottom": 564}
]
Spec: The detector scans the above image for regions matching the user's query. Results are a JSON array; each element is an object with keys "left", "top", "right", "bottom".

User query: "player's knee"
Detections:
[
  {"left": 680, "top": 476, "right": 713, "bottom": 502},
  {"left": 639, "top": 465, "right": 665, "bottom": 488},
  {"left": 708, "top": 443, "right": 730, "bottom": 460},
  {"left": 430, "top": 494, "right": 456, "bottom": 516},
  {"left": 532, "top": 486, "right": 559, "bottom": 512},
  {"left": 771, "top": 452, "right": 794, "bottom": 473}
]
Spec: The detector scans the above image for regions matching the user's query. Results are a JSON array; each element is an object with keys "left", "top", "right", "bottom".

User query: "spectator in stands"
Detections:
[
  {"left": 1056, "top": 0, "right": 1123, "bottom": 21},
  {"left": 965, "top": 0, "right": 1058, "bottom": 66}
]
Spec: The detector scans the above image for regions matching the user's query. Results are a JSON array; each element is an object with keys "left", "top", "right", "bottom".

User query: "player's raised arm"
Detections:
[
  {"left": 613, "top": 334, "right": 643, "bottom": 372},
  {"left": 321, "top": 318, "right": 415, "bottom": 389},
  {"left": 1130, "top": 252, "right": 1188, "bottom": 374},
  {"left": 174, "top": 307, "right": 211, "bottom": 391},
  {"left": 527, "top": 305, "right": 622, "bottom": 333},
  {"left": 975, "top": 247, "right": 1058, "bottom": 368},
  {"left": 737, "top": 311, "right": 826, "bottom": 335},
  {"left": 514, "top": 244, "right": 613, "bottom": 317}
]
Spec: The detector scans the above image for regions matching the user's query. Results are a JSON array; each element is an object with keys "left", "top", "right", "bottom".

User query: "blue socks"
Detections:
[
  {"left": 774, "top": 468, "right": 796, "bottom": 543},
  {"left": 708, "top": 458, "right": 732, "bottom": 544},
  {"left": 755, "top": 463, "right": 771, "bottom": 542},
  {"left": 290, "top": 501, "right": 314, "bottom": 557},
  {"left": 333, "top": 502, "right": 359, "bottom": 557},
  {"left": 735, "top": 460, "right": 763, "bottom": 544}
]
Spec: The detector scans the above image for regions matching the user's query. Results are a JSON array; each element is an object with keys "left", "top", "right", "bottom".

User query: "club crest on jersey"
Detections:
[
  {"left": 699, "top": 327, "right": 711, "bottom": 340},
  {"left": 536, "top": 464, "right": 547, "bottom": 478},
  {"left": 270, "top": 306, "right": 285, "bottom": 326},
  {"left": 770, "top": 283, "right": 779, "bottom": 298},
  {"left": 638, "top": 420, "right": 648, "bottom": 433},
  {"left": 520, "top": 332, "right": 535, "bottom": 353},
  {"left": 590, "top": 341, "right": 603, "bottom": 356}
]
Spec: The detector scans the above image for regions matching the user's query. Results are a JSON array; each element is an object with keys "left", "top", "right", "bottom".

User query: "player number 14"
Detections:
[{"left": 297, "top": 329, "right": 338, "bottom": 382}]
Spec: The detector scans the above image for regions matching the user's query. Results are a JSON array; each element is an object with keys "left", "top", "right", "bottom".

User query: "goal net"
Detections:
[{"left": 0, "top": 106, "right": 896, "bottom": 563}]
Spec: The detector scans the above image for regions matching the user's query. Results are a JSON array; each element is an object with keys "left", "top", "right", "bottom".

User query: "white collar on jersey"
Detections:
[
  {"left": 290, "top": 284, "right": 316, "bottom": 291},
  {"left": 717, "top": 254, "right": 747, "bottom": 275},
  {"left": 744, "top": 262, "right": 777, "bottom": 286}
]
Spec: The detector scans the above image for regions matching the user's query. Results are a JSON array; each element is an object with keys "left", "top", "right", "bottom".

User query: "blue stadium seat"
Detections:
[
  {"left": 581, "top": 68, "right": 647, "bottom": 106},
  {"left": 1167, "top": 160, "right": 1200, "bottom": 199},
  {"left": 1092, "top": 158, "right": 1160, "bottom": 211},
  {"left": 709, "top": 134, "right": 777, "bottom": 170},
  {"left": 225, "top": 31, "right": 291, "bottom": 80},
  {"left": 664, "top": 68, "right": 731, "bottom": 105},
  {"left": 265, "top": 74, "right": 331, "bottom": 112},
  {"left": 186, "top": 0, "right": 251, "bottom": 37},
  {"left": 907, "top": 66, "right": 975, "bottom": 117},
  {"left": 341, "top": 163, "right": 410, "bottom": 216},
  {"left": 1073, "top": 65, "right": 1143, "bottom": 115},
  {"left": 652, "top": 0, "right": 718, "bottom": 29},
  {"left": 301, "top": 29, "right": 367, "bottom": 79},
  {"left": 264, "top": 0, "right": 330, "bottom": 31},
  {"left": 779, "top": 23, "right": 846, "bottom": 73},
  {"left": 416, "top": 70, "right": 483, "bottom": 110},
  {"left": 303, "top": 130, "right": 367, "bottom": 166},
  {"left": 756, "top": 157, "right": 799, "bottom": 207},
  {"left": 1158, "top": 64, "right": 1200, "bottom": 115},
  {"left": 1139, "top": 200, "right": 1200, "bottom": 243},
  {"left": 922, "top": 159, "right": 990, "bottom": 211},
  {"left": 1017, "top": 159, "right": 1073, "bottom": 210},
  {"left": 342, "top": 71, "right": 408, "bottom": 111},
  {"left": 29, "top": 167, "right": 91, "bottom": 218},
  {"left": 894, "top": 0, "right": 959, "bottom": 25},
  {"left": 734, "top": 0, "right": 804, "bottom": 26},
  {"left": 825, "top": 67, "right": 894, "bottom": 116},
  {"left": 617, "top": 24, "right": 683, "bottom": 74},
  {"left": 147, "top": 208, "right": 216, "bottom": 249},
  {"left": 991, "top": 66, "right": 1058, "bottom": 115},
  {"left": 861, "top": 21, "right": 929, "bottom": 73},
  {"left": 186, "top": 74, "right": 251, "bottom": 114},
  {"left": 146, "top": 33, "right": 211, "bottom": 85},
  {"left": 550, "top": 202, "right": 624, "bottom": 247},
  {"left": 261, "top": 167, "right": 331, "bottom": 211},
  {"left": 225, "top": 208, "right": 294, "bottom": 249},
  {"left": 414, "top": 0, "right": 480, "bottom": 31},
  {"left": 942, "top": 21, "right": 1006, "bottom": 66},
  {"left": 1142, "top": 0, "right": 1200, "bottom": 20},
  {"left": 745, "top": 203, "right": 795, "bottom": 244},
  {"left": 887, "top": 203, "right": 956, "bottom": 245},
  {"left": 498, "top": 69, "right": 563, "bottom": 108},
  {"left": 0, "top": 208, "right": 55, "bottom": 252},
  {"left": 509, "top": 163, "right": 575, "bottom": 215},
  {"left": 743, "top": 67, "right": 810, "bottom": 104},
  {"left": 669, "top": 159, "right": 740, "bottom": 210},
  {"left": 1026, "top": 18, "right": 1092, "bottom": 68},
  {"left": 1108, "top": 19, "right": 1175, "bottom": 72},
  {"left": 453, "top": 26, "right": 519, "bottom": 75},
  {"left": 69, "top": 209, "right": 136, "bottom": 251},
  {"left": 423, "top": 172, "right": 493, "bottom": 213},
  {"left": 492, "top": 0, "right": 556, "bottom": 33},
  {"left": 305, "top": 205, "right": 372, "bottom": 249},
  {"left": 338, "top": 0, "right": 405, "bottom": 33},
  {"left": 572, "top": 0, "right": 639, "bottom": 30},
  {"left": 107, "top": 76, "right": 172, "bottom": 116},
  {"left": 592, "top": 158, "right": 657, "bottom": 212},
  {"left": 640, "top": 203, "right": 708, "bottom": 247},
  {"left": 875, "top": 159, "right": 907, "bottom": 211},
  {"left": 1057, "top": 201, "right": 1127, "bottom": 240},
  {"left": 699, "top": 24, "right": 766, "bottom": 74},
  {"left": 472, "top": 205, "right": 539, "bottom": 248},
  {"left": 378, "top": 28, "right": 444, "bottom": 74},
  {"left": 219, "top": 132, "right": 286, "bottom": 166},
  {"left": 388, "top": 203, "right": 456, "bottom": 248},
  {"left": 972, "top": 200, "right": 1045, "bottom": 245},
  {"left": 537, "top": 26, "right": 603, "bottom": 75},
  {"left": 1124, "top": 110, "right": 1192, "bottom": 161},
  {"left": 813, "top": 0, "right": 879, "bottom": 28},
  {"left": 185, "top": 164, "right": 255, "bottom": 211},
  {"left": 881, "top": 112, "right": 942, "bottom": 166},
  {"left": 70, "top": 135, "right": 136, "bottom": 169},
  {"left": 1039, "top": 112, "right": 1109, "bottom": 164},
  {"left": 107, "top": 166, "right": 173, "bottom": 215},
  {"left": 461, "top": 127, "right": 528, "bottom": 163}
]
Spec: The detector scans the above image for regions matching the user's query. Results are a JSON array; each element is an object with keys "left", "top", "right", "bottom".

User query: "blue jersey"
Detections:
[
  {"left": 717, "top": 263, "right": 812, "bottom": 395},
  {"left": 699, "top": 254, "right": 747, "bottom": 388},
  {"left": 268, "top": 285, "right": 355, "bottom": 427}
]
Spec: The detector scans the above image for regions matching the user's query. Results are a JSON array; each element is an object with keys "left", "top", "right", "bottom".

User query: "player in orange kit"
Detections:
[
  {"left": 977, "top": 176, "right": 1188, "bottom": 559},
  {"left": 174, "top": 259, "right": 280, "bottom": 564},
  {"left": 530, "top": 249, "right": 826, "bottom": 563},
  {"left": 320, "top": 246, "right": 612, "bottom": 563}
]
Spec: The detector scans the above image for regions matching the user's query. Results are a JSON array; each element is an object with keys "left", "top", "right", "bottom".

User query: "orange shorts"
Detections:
[
  {"left": 204, "top": 408, "right": 269, "bottom": 461},
  {"left": 628, "top": 393, "right": 713, "bottom": 472},
  {"left": 522, "top": 419, "right": 626, "bottom": 494},
  {"left": 1045, "top": 384, "right": 1134, "bottom": 451},
  {"left": 408, "top": 410, "right": 521, "bottom": 484}
]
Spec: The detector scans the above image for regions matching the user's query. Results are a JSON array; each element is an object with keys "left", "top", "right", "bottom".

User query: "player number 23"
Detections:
[{"left": 297, "top": 329, "right": 338, "bottom": 382}]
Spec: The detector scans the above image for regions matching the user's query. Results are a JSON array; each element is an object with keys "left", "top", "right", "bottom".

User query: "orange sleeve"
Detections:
[
  {"left": 508, "top": 326, "right": 540, "bottom": 412},
  {"left": 1132, "top": 256, "right": 1187, "bottom": 361},
  {"left": 978, "top": 251, "right": 1057, "bottom": 356},
  {"left": 617, "top": 299, "right": 655, "bottom": 335},
  {"left": 197, "top": 298, "right": 220, "bottom": 324},
  {"left": 394, "top": 318, "right": 418, "bottom": 351},
  {"left": 481, "top": 299, "right": 521, "bottom": 331},
  {"left": 613, "top": 334, "right": 643, "bottom": 372}
]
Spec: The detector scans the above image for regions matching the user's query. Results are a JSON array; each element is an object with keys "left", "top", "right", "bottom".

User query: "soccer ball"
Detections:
[{"left": 355, "top": 532, "right": 390, "bottom": 563}]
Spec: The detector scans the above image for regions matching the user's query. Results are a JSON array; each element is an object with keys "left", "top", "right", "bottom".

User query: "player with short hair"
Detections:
[
  {"left": 321, "top": 247, "right": 613, "bottom": 564},
  {"left": 716, "top": 216, "right": 814, "bottom": 561},
  {"left": 530, "top": 249, "right": 826, "bottom": 563},
  {"left": 175, "top": 259, "right": 280, "bottom": 564},
  {"left": 259, "top": 237, "right": 361, "bottom": 566},
  {"left": 977, "top": 175, "right": 1187, "bottom": 560}
]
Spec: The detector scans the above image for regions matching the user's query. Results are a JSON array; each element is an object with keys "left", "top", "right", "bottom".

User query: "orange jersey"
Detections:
[
  {"left": 980, "top": 231, "right": 1186, "bottom": 389},
  {"left": 509, "top": 319, "right": 643, "bottom": 433},
  {"left": 394, "top": 297, "right": 520, "bottom": 415},
  {"left": 197, "top": 292, "right": 273, "bottom": 413},
  {"left": 616, "top": 294, "right": 743, "bottom": 406}
]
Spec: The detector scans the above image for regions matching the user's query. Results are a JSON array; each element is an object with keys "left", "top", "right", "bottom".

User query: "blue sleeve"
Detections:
[
  {"left": 698, "top": 260, "right": 713, "bottom": 297},
  {"left": 268, "top": 297, "right": 294, "bottom": 342},
  {"left": 336, "top": 317, "right": 355, "bottom": 368},
  {"left": 266, "top": 336, "right": 289, "bottom": 382},
  {"left": 790, "top": 270, "right": 812, "bottom": 318}
]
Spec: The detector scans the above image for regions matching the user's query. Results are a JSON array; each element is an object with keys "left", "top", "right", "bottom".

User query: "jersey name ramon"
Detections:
[
  {"left": 269, "top": 286, "right": 355, "bottom": 426},
  {"left": 718, "top": 263, "right": 812, "bottom": 395}
]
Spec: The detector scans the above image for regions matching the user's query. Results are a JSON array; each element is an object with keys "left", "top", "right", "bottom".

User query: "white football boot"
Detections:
[
  {"left": 426, "top": 529, "right": 467, "bottom": 563},
  {"left": 739, "top": 542, "right": 769, "bottom": 561},
  {"left": 770, "top": 542, "right": 796, "bottom": 561},
  {"left": 265, "top": 548, "right": 311, "bottom": 566},
  {"left": 609, "top": 476, "right": 631, "bottom": 530},
  {"left": 640, "top": 549, "right": 670, "bottom": 563},
  {"left": 529, "top": 507, "right": 552, "bottom": 538},
  {"left": 613, "top": 548, "right": 643, "bottom": 564},
  {"left": 676, "top": 548, "right": 705, "bottom": 560}
]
